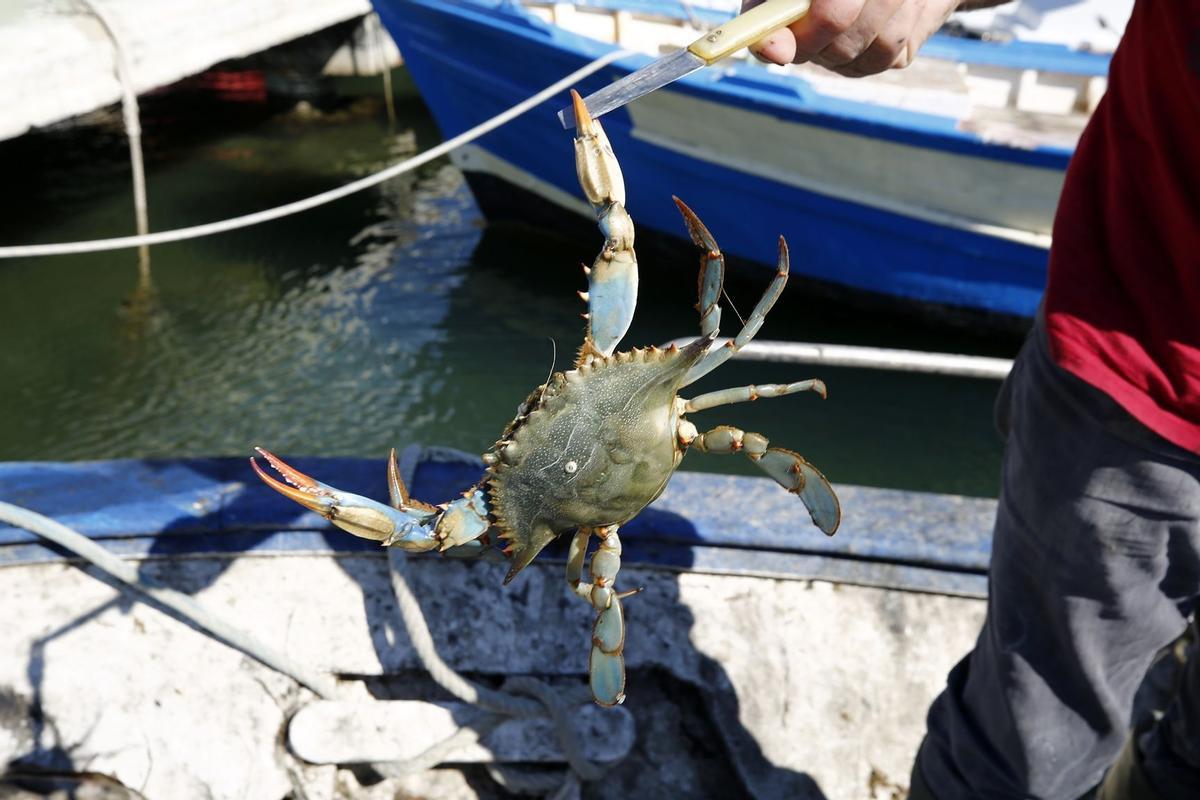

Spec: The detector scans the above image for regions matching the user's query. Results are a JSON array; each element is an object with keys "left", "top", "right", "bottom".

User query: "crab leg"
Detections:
[
  {"left": 681, "top": 425, "right": 841, "bottom": 535},
  {"left": 676, "top": 221, "right": 790, "bottom": 386},
  {"left": 673, "top": 197, "right": 723, "bottom": 339},
  {"left": 252, "top": 448, "right": 490, "bottom": 551},
  {"left": 681, "top": 379, "right": 826, "bottom": 414},
  {"left": 564, "top": 526, "right": 637, "bottom": 707},
  {"left": 566, "top": 527, "right": 591, "bottom": 589},
  {"left": 572, "top": 90, "right": 637, "bottom": 361}
]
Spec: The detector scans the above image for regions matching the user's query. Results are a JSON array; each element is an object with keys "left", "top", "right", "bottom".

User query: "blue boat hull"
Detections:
[{"left": 372, "top": 0, "right": 1082, "bottom": 319}]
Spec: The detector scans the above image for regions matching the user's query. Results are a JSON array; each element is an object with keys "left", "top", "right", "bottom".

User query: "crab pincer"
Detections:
[
  {"left": 571, "top": 89, "right": 637, "bottom": 360},
  {"left": 251, "top": 447, "right": 487, "bottom": 551}
]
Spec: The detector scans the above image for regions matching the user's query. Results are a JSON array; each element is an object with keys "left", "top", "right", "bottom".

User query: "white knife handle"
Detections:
[{"left": 687, "top": 0, "right": 812, "bottom": 64}]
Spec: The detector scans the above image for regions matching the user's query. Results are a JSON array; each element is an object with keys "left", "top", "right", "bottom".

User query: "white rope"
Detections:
[
  {"left": 77, "top": 0, "right": 151, "bottom": 274},
  {"left": 0, "top": 498, "right": 616, "bottom": 793},
  {"left": 664, "top": 337, "right": 1014, "bottom": 379},
  {"left": 385, "top": 547, "right": 611, "bottom": 796},
  {"left": 0, "top": 49, "right": 631, "bottom": 259},
  {"left": 372, "top": 719, "right": 504, "bottom": 778},
  {"left": 0, "top": 498, "right": 615, "bottom": 793},
  {"left": 0, "top": 500, "right": 338, "bottom": 698},
  {"left": 385, "top": 548, "right": 548, "bottom": 718}
]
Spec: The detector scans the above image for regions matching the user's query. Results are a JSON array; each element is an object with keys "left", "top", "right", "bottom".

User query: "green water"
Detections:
[{"left": 0, "top": 74, "right": 1024, "bottom": 497}]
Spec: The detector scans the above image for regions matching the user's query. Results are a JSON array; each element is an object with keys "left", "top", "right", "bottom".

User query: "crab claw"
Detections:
[
  {"left": 251, "top": 447, "right": 442, "bottom": 549},
  {"left": 571, "top": 89, "right": 625, "bottom": 210},
  {"left": 571, "top": 88, "right": 595, "bottom": 134},
  {"left": 571, "top": 89, "right": 637, "bottom": 360}
]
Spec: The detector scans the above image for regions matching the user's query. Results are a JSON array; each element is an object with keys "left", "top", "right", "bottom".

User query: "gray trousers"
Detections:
[{"left": 915, "top": 318, "right": 1200, "bottom": 799}]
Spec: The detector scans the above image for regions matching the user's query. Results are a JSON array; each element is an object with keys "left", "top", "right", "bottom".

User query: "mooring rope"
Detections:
[
  {"left": 0, "top": 500, "right": 338, "bottom": 698},
  {"left": 1, "top": 460, "right": 621, "bottom": 796},
  {"left": 385, "top": 548, "right": 610, "bottom": 796},
  {"left": 380, "top": 447, "right": 617, "bottom": 794},
  {"left": 0, "top": 48, "right": 631, "bottom": 259},
  {"left": 0, "top": 500, "right": 617, "bottom": 796},
  {"left": 75, "top": 0, "right": 151, "bottom": 274}
]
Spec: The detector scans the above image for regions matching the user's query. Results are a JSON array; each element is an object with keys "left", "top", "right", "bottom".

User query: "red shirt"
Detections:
[{"left": 1044, "top": 1, "right": 1200, "bottom": 453}]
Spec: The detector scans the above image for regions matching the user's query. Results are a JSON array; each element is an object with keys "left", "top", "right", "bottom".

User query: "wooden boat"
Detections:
[
  {"left": 0, "top": 449, "right": 995, "bottom": 798},
  {"left": 372, "top": 0, "right": 1117, "bottom": 320}
]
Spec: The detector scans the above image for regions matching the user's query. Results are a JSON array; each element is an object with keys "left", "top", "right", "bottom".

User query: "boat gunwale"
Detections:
[
  {"left": 410, "top": 0, "right": 1086, "bottom": 168},
  {"left": 0, "top": 451, "right": 996, "bottom": 597},
  {"left": 520, "top": 0, "right": 1113, "bottom": 76}
]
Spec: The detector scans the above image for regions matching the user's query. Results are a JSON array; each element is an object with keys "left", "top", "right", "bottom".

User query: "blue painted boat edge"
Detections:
[
  {"left": 455, "top": 145, "right": 1047, "bottom": 319},
  {"left": 921, "top": 33, "right": 1111, "bottom": 76},
  {"left": 0, "top": 452, "right": 996, "bottom": 597}
]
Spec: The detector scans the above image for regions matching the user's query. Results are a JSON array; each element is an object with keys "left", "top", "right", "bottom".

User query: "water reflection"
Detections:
[{"left": 0, "top": 84, "right": 1016, "bottom": 497}]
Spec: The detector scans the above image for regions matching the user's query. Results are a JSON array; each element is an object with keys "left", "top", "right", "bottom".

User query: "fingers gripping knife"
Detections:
[{"left": 557, "top": 0, "right": 812, "bottom": 128}]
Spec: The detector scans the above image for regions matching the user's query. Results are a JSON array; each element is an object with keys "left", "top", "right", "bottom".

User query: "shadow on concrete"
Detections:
[{"left": 1, "top": 452, "right": 827, "bottom": 798}]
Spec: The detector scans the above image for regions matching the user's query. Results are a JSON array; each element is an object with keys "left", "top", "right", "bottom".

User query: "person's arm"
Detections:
[{"left": 743, "top": 0, "right": 1012, "bottom": 77}]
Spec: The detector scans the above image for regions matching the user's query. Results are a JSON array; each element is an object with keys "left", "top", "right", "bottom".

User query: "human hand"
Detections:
[{"left": 741, "top": 0, "right": 966, "bottom": 77}]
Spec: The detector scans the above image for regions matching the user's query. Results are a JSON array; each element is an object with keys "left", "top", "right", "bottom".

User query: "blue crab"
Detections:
[{"left": 252, "top": 91, "right": 840, "bottom": 707}]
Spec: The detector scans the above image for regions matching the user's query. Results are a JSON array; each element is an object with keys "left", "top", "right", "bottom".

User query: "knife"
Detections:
[{"left": 557, "top": 0, "right": 811, "bottom": 129}]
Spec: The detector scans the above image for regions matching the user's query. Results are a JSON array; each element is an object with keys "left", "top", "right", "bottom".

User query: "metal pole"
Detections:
[{"left": 662, "top": 337, "right": 1014, "bottom": 379}]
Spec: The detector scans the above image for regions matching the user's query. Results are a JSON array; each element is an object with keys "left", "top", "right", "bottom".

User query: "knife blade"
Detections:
[{"left": 557, "top": 0, "right": 811, "bottom": 129}]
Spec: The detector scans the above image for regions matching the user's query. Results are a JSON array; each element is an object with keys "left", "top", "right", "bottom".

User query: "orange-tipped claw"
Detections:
[
  {"left": 672, "top": 196, "right": 720, "bottom": 254},
  {"left": 570, "top": 88, "right": 596, "bottom": 135},
  {"left": 251, "top": 447, "right": 334, "bottom": 516},
  {"left": 251, "top": 447, "right": 449, "bottom": 548}
]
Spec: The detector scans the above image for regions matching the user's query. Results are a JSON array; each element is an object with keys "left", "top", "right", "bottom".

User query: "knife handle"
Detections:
[{"left": 687, "top": 0, "right": 812, "bottom": 64}]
